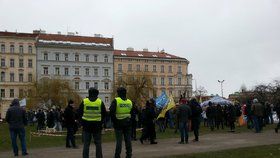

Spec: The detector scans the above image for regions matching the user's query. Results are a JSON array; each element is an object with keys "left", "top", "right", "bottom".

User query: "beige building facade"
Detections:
[
  {"left": 0, "top": 32, "right": 37, "bottom": 118},
  {"left": 114, "top": 49, "right": 192, "bottom": 102}
]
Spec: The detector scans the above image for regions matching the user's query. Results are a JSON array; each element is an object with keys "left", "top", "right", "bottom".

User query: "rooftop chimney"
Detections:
[
  {"left": 127, "top": 47, "right": 134, "bottom": 51},
  {"left": 143, "top": 48, "right": 148, "bottom": 52}
]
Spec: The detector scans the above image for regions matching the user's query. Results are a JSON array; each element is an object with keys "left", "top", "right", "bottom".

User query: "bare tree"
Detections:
[{"left": 27, "top": 78, "right": 81, "bottom": 109}]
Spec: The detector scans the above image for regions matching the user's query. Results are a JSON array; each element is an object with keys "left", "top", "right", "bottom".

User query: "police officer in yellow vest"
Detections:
[
  {"left": 110, "top": 87, "right": 133, "bottom": 158},
  {"left": 78, "top": 87, "right": 106, "bottom": 158}
]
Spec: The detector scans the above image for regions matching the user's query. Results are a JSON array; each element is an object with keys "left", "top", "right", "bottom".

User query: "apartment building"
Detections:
[
  {"left": 0, "top": 32, "right": 37, "bottom": 117},
  {"left": 36, "top": 32, "right": 114, "bottom": 107},
  {"left": 114, "top": 48, "right": 192, "bottom": 102}
]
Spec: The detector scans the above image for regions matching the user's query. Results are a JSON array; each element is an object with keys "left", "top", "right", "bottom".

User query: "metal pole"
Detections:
[{"left": 218, "top": 80, "right": 225, "bottom": 97}]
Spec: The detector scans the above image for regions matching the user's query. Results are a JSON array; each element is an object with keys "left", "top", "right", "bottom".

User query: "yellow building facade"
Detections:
[
  {"left": 114, "top": 49, "right": 192, "bottom": 102},
  {"left": 0, "top": 32, "right": 37, "bottom": 118}
]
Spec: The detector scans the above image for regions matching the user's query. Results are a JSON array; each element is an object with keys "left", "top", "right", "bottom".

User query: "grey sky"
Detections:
[{"left": 1, "top": 0, "right": 280, "bottom": 97}]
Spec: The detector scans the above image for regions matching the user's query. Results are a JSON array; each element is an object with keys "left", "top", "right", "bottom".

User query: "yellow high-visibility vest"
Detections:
[
  {"left": 115, "top": 97, "right": 132, "bottom": 120},
  {"left": 82, "top": 98, "right": 102, "bottom": 121}
]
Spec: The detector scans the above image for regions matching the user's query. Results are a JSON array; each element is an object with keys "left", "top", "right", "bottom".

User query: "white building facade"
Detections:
[{"left": 36, "top": 33, "right": 114, "bottom": 107}]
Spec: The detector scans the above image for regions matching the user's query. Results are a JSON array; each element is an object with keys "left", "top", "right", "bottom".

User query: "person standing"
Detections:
[
  {"left": 140, "top": 99, "right": 157, "bottom": 144},
  {"left": 78, "top": 88, "right": 106, "bottom": 158},
  {"left": 63, "top": 100, "right": 78, "bottom": 148},
  {"left": 206, "top": 102, "right": 215, "bottom": 131},
  {"left": 227, "top": 104, "right": 236, "bottom": 132},
  {"left": 110, "top": 87, "right": 133, "bottom": 158},
  {"left": 177, "top": 99, "right": 192, "bottom": 144},
  {"left": 251, "top": 98, "right": 265, "bottom": 133},
  {"left": 131, "top": 102, "right": 138, "bottom": 141},
  {"left": 5, "top": 99, "right": 28, "bottom": 156},
  {"left": 189, "top": 98, "right": 202, "bottom": 142},
  {"left": 274, "top": 103, "right": 280, "bottom": 133}
]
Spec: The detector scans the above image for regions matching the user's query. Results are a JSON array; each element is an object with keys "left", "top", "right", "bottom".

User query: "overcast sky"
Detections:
[{"left": 1, "top": 0, "right": 280, "bottom": 97}]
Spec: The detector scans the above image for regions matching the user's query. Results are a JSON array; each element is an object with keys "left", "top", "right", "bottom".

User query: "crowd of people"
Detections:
[{"left": 4, "top": 87, "right": 280, "bottom": 157}]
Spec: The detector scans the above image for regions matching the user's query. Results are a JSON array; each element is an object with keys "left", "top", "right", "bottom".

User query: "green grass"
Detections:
[
  {"left": 166, "top": 144, "right": 280, "bottom": 158},
  {"left": 0, "top": 122, "right": 276, "bottom": 152}
]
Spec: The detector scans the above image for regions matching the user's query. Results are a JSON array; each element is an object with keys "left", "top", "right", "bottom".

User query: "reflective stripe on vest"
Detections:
[
  {"left": 82, "top": 98, "right": 102, "bottom": 121},
  {"left": 115, "top": 97, "right": 132, "bottom": 120}
]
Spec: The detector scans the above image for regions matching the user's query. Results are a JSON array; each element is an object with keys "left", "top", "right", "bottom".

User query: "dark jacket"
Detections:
[
  {"left": 177, "top": 104, "right": 192, "bottom": 122},
  {"left": 109, "top": 97, "right": 133, "bottom": 129},
  {"left": 63, "top": 105, "right": 76, "bottom": 128},
  {"left": 142, "top": 105, "right": 156, "bottom": 126},
  {"left": 78, "top": 97, "right": 107, "bottom": 132},
  {"left": 5, "top": 100, "right": 27, "bottom": 129}
]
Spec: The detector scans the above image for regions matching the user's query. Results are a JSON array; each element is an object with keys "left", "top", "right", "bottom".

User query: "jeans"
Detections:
[
  {"left": 179, "top": 121, "right": 188, "bottom": 143},
  {"left": 253, "top": 116, "right": 262, "bottom": 133},
  {"left": 192, "top": 118, "right": 200, "bottom": 141},
  {"left": 114, "top": 127, "right": 132, "bottom": 158},
  {"left": 66, "top": 127, "right": 76, "bottom": 147},
  {"left": 9, "top": 128, "right": 27, "bottom": 155},
  {"left": 83, "top": 130, "right": 103, "bottom": 158},
  {"left": 208, "top": 118, "right": 215, "bottom": 131},
  {"left": 54, "top": 121, "right": 62, "bottom": 131}
]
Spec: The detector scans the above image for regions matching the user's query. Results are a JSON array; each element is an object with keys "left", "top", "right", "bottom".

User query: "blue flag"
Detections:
[{"left": 155, "top": 91, "right": 169, "bottom": 108}]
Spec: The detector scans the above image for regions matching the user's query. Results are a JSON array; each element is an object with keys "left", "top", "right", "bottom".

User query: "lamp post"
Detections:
[{"left": 218, "top": 80, "right": 225, "bottom": 97}]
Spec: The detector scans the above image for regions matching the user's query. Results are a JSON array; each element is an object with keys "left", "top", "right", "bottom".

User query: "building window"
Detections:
[
  {"left": 75, "top": 54, "right": 79, "bottom": 61},
  {"left": 153, "top": 65, "right": 157, "bottom": 72},
  {"left": 85, "top": 54, "right": 89, "bottom": 62},
  {"left": 65, "top": 67, "right": 69, "bottom": 76},
  {"left": 19, "top": 59, "right": 24, "bottom": 68},
  {"left": 28, "top": 89, "right": 32, "bottom": 97},
  {"left": 19, "top": 45, "right": 24, "bottom": 54},
  {"left": 105, "top": 96, "right": 109, "bottom": 103},
  {"left": 104, "top": 82, "right": 109, "bottom": 90},
  {"left": 161, "top": 77, "right": 165, "bottom": 86},
  {"left": 169, "top": 77, "right": 173, "bottom": 85},
  {"left": 1, "top": 44, "right": 5, "bottom": 53},
  {"left": 55, "top": 67, "right": 60, "bottom": 75},
  {"left": 104, "top": 55, "right": 108, "bottom": 63},
  {"left": 136, "top": 65, "right": 140, "bottom": 71},
  {"left": 85, "top": 68, "right": 89, "bottom": 76},
  {"left": 128, "top": 64, "right": 132, "bottom": 71},
  {"left": 153, "top": 77, "right": 157, "bottom": 85},
  {"left": 64, "top": 53, "right": 68, "bottom": 61},
  {"left": 19, "top": 73, "right": 23, "bottom": 82},
  {"left": 118, "top": 64, "right": 122, "bottom": 72},
  {"left": 94, "top": 82, "right": 98, "bottom": 89},
  {"left": 44, "top": 53, "right": 48, "bottom": 60},
  {"left": 19, "top": 89, "right": 23, "bottom": 98},
  {"left": 10, "top": 89, "right": 14, "bottom": 98},
  {"left": 145, "top": 65, "right": 149, "bottom": 72},
  {"left": 55, "top": 53, "right": 60, "bottom": 61},
  {"left": 1, "top": 72, "right": 5, "bottom": 82},
  {"left": 43, "top": 67, "right": 48, "bottom": 75},
  {"left": 28, "top": 59, "right": 32, "bottom": 68},
  {"left": 10, "top": 45, "right": 14, "bottom": 53},
  {"left": 168, "top": 66, "right": 172, "bottom": 73},
  {"left": 104, "top": 69, "right": 109, "bottom": 76},
  {"left": 28, "top": 74, "right": 32, "bottom": 82},
  {"left": 161, "top": 65, "right": 164, "bottom": 73},
  {"left": 10, "top": 73, "right": 14, "bottom": 82},
  {"left": 178, "top": 77, "right": 181, "bottom": 85},
  {"left": 28, "top": 45, "right": 32, "bottom": 53},
  {"left": 10, "top": 59, "right": 14, "bottom": 67},
  {"left": 178, "top": 66, "right": 182, "bottom": 73},
  {"left": 0, "top": 89, "right": 5, "bottom": 98},
  {"left": 94, "top": 55, "right": 98, "bottom": 62},
  {"left": 94, "top": 68, "right": 98, "bottom": 76},
  {"left": 86, "top": 82, "right": 90, "bottom": 90},
  {"left": 75, "top": 82, "right": 79, "bottom": 90},
  {"left": 75, "top": 68, "right": 79, "bottom": 75},
  {"left": 1, "top": 58, "right": 5, "bottom": 67}
]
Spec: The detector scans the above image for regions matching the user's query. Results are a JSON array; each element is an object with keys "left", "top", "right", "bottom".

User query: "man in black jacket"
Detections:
[
  {"left": 189, "top": 98, "right": 202, "bottom": 142},
  {"left": 63, "top": 100, "right": 78, "bottom": 148},
  {"left": 78, "top": 87, "right": 106, "bottom": 158},
  {"left": 110, "top": 87, "right": 133, "bottom": 158},
  {"left": 5, "top": 99, "right": 28, "bottom": 156}
]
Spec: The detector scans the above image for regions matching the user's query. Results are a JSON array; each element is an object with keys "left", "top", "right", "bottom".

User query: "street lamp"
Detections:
[{"left": 218, "top": 80, "right": 225, "bottom": 97}]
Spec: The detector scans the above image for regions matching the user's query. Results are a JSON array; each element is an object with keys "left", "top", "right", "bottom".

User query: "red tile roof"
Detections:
[
  {"left": 38, "top": 34, "right": 113, "bottom": 46},
  {"left": 0, "top": 31, "right": 38, "bottom": 38},
  {"left": 114, "top": 49, "right": 186, "bottom": 60}
]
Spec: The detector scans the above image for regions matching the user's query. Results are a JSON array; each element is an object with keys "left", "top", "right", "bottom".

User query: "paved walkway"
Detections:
[{"left": 1, "top": 130, "right": 279, "bottom": 158}]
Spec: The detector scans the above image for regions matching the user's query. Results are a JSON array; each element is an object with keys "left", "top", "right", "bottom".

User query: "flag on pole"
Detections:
[
  {"left": 19, "top": 98, "right": 26, "bottom": 107},
  {"left": 157, "top": 95, "right": 176, "bottom": 119},
  {"left": 155, "top": 91, "right": 169, "bottom": 108}
]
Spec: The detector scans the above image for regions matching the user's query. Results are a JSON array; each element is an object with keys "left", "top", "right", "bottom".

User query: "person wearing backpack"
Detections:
[{"left": 189, "top": 98, "right": 202, "bottom": 142}]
